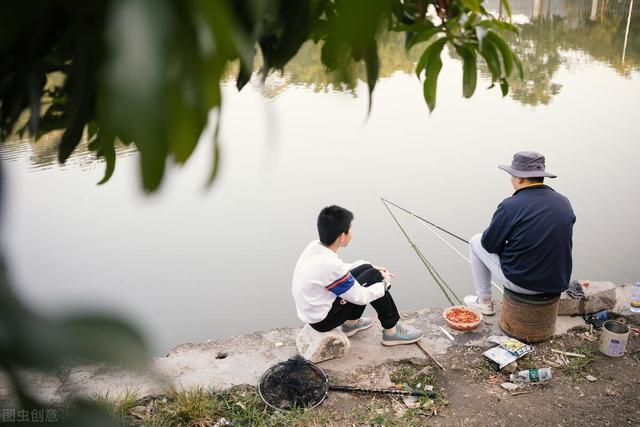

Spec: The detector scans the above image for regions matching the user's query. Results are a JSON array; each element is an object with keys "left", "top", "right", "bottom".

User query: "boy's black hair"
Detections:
[{"left": 317, "top": 205, "right": 354, "bottom": 246}]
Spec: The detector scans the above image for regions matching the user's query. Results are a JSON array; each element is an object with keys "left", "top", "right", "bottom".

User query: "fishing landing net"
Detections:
[
  {"left": 258, "top": 356, "right": 435, "bottom": 411},
  {"left": 258, "top": 356, "right": 329, "bottom": 410}
]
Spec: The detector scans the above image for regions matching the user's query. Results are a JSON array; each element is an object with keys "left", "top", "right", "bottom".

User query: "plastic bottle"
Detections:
[
  {"left": 509, "top": 368, "right": 552, "bottom": 383},
  {"left": 630, "top": 282, "right": 640, "bottom": 313}
]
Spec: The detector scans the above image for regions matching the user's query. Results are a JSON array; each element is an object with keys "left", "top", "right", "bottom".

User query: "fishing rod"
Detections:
[
  {"left": 380, "top": 198, "right": 463, "bottom": 306},
  {"left": 415, "top": 220, "right": 504, "bottom": 294},
  {"left": 381, "top": 197, "right": 503, "bottom": 295},
  {"left": 380, "top": 197, "right": 469, "bottom": 244}
]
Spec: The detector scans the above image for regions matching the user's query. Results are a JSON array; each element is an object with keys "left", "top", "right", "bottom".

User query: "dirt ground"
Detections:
[{"left": 316, "top": 323, "right": 640, "bottom": 427}]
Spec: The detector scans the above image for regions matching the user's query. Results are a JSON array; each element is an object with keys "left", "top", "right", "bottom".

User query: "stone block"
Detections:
[
  {"left": 558, "top": 281, "right": 617, "bottom": 316},
  {"left": 295, "top": 324, "right": 350, "bottom": 363}
]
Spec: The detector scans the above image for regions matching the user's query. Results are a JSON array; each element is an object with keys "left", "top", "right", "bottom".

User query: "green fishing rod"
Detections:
[
  {"left": 380, "top": 197, "right": 469, "bottom": 244},
  {"left": 382, "top": 197, "right": 504, "bottom": 295},
  {"left": 380, "top": 198, "right": 463, "bottom": 306}
]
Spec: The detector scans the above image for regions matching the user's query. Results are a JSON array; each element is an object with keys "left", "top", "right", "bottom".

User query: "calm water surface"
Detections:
[{"left": 1, "top": 0, "right": 639, "bottom": 354}]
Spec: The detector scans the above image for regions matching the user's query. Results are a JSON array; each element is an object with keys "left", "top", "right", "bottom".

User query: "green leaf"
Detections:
[
  {"left": 99, "top": 0, "right": 171, "bottom": 192},
  {"left": 167, "top": 77, "right": 206, "bottom": 164},
  {"left": 87, "top": 127, "right": 116, "bottom": 185},
  {"left": 236, "top": 47, "right": 255, "bottom": 90},
  {"left": 513, "top": 54, "right": 524, "bottom": 79},
  {"left": 59, "top": 314, "right": 149, "bottom": 368},
  {"left": 207, "top": 113, "right": 221, "bottom": 187},
  {"left": 415, "top": 36, "right": 444, "bottom": 78},
  {"left": 57, "top": 399, "right": 120, "bottom": 427},
  {"left": 310, "top": 19, "right": 329, "bottom": 43},
  {"left": 477, "top": 19, "right": 518, "bottom": 34},
  {"left": 405, "top": 27, "right": 442, "bottom": 51},
  {"left": 320, "top": 39, "right": 339, "bottom": 70},
  {"left": 96, "top": 137, "right": 116, "bottom": 185},
  {"left": 486, "top": 31, "right": 514, "bottom": 77},
  {"left": 500, "top": 0, "right": 512, "bottom": 18},
  {"left": 479, "top": 37, "right": 500, "bottom": 83},
  {"left": 363, "top": 43, "right": 379, "bottom": 113},
  {"left": 395, "top": 21, "right": 436, "bottom": 33},
  {"left": 475, "top": 26, "right": 488, "bottom": 51},
  {"left": 421, "top": 37, "right": 449, "bottom": 112},
  {"left": 260, "top": 1, "right": 324, "bottom": 73},
  {"left": 460, "top": 0, "right": 483, "bottom": 13},
  {"left": 454, "top": 44, "right": 477, "bottom": 98},
  {"left": 500, "top": 78, "right": 509, "bottom": 96}
]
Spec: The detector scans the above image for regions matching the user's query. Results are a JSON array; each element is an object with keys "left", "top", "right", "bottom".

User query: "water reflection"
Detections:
[
  {"left": 0, "top": 132, "right": 136, "bottom": 172},
  {"left": 2, "top": 0, "right": 637, "bottom": 170},
  {"left": 257, "top": 0, "right": 639, "bottom": 104}
]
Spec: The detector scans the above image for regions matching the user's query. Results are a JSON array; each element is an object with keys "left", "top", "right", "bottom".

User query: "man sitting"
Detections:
[
  {"left": 464, "top": 151, "right": 576, "bottom": 315},
  {"left": 292, "top": 205, "right": 422, "bottom": 346}
]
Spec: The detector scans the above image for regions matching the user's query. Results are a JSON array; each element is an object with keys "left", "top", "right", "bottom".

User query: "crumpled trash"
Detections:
[
  {"left": 583, "top": 309, "right": 609, "bottom": 329},
  {"left": 483, "top": 336, "right": 534, "bottom": 369}
]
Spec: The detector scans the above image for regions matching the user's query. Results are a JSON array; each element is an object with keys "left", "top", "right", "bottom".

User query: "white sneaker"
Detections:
[{"left": 463, "top": 295, "right": 495, "bottom": 316}]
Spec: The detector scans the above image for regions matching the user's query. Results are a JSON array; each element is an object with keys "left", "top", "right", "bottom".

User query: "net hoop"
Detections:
[{"left": 258, "top": 357, "right": 330, "bottom": 411}]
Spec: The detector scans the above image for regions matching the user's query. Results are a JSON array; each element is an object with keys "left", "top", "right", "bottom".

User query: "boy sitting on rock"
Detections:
[{"left": 292, "top": 205, "right": 421, "bottom": 346}]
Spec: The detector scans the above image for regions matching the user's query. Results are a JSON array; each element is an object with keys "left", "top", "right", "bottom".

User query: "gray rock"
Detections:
[
  {"left": 295, "top": 324, "right": 350, "bottom": 363},
  {"left": 500, "top": 382, "right": 521, "bottom": 392},
  {"left": 558, "top": 281, "right": 617, "bottom": 316}
]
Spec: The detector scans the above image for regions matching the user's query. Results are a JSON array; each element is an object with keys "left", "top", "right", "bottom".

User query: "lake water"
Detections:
[{"left": 1, "top": 0, "right": 639, "bottom": 354}]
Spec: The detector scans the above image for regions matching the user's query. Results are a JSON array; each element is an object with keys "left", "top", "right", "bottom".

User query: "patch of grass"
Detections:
[
  {"left": 90, "top": 364, "right": 450, "bottom": 426},
  {"left": 561, "top": 345, "right": 595, "bottom": 378},
  {"left": 155, "top": 384, "right": 218, "bottom": 426},
  {"left": 387, "top": 362, "right": 447, "bottom": 419},
  {"left": 567, "top": 326, "right": 590, "bottom": 334},
  {"left": 389, "top": 364, "right": 434, "bottom": 390},
  {"left": 91, "top": 388, "right": 140, "bottom": 424},
  {"left": 354, "top": 402, "right": 395, "bottom": 426},
  {"left": 147, "top": 384, "right": 330, "bottom": 427},
  {"left": 470, "top": 357, "right": 495, "bottom": 379},
  {"left": 353, "top": 401, "right": 414, "bottom": 427}
]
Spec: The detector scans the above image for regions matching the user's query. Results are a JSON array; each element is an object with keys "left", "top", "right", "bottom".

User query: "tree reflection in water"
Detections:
[{"left": 2, "top": 1, "right": 638, "bottom": 167}]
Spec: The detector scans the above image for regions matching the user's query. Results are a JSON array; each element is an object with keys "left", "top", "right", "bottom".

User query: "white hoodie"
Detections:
[{"left": 292, "top": 240, "right": 386, "bottom": 324}]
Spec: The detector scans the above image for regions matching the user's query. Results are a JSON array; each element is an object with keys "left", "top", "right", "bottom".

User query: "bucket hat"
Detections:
[{"left": 498, "top": 151, "right": 557, "bottom": 178}]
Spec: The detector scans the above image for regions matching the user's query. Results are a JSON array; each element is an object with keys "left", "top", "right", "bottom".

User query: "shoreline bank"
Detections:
[{"left": 2, "top": 282, "right": 636, "bottom": 404}]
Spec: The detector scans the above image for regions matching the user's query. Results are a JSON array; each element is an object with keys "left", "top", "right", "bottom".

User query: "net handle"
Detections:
[{"left": 329, "top": 383, "right": 435, "bottom": 397}]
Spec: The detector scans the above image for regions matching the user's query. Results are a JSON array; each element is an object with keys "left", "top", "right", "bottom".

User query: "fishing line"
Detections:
[
  {"left": 415, "top": 219, "right": 504, "bottom": 295},
  {"left": 380, "top": 198, "right": 463, "bottom": 306},
  {"left": 381, "top": 197, "right": 504, "bottom": 296}
]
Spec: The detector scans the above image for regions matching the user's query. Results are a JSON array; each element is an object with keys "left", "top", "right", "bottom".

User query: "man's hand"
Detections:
[{"left": 377, "top": 266, "right": 395, "bottom": 282}]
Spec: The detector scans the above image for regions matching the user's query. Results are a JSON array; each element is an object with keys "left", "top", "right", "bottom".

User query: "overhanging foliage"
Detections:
[{"left": 1, "top": 0, "right": 520, "bottom": 192}]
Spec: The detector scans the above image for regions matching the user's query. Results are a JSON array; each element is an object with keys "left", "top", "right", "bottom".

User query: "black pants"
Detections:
[{"left": 310, "top": 264, "right": 400, "bottom": 332}]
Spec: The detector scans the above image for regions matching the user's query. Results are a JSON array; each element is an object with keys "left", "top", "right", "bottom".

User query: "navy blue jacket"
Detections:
[{"left": 481, "top": 185, "right": 576, "bottom": 293}]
